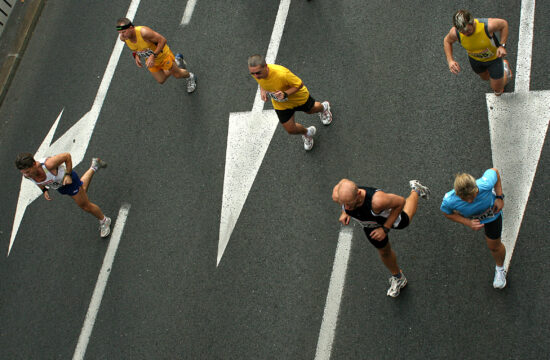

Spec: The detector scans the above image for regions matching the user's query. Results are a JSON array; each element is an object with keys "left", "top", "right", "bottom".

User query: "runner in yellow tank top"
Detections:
[
  {"left": 443, "top": 10, "right": 511, "bottom": 96},
  {"left": 116, "top": 18, "right": 197, "bottom": 93}
]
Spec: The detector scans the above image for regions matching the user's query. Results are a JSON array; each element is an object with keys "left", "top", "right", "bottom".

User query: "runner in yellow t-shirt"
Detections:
[
  {"left": 443, "top": 10, "right": 511, "bottom": 96},
  {"left": 248, "top": 54, "right": 332, "bottom": 151},
  {"left": 116, "top": 18, "right": 197, "bottom": 93}
]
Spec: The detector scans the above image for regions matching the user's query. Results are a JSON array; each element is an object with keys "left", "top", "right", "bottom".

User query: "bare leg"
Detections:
[
  {"left": 485, "top": 236, "right": 506, "bottom": 267},
  {"left": 491, "top": 60, "right": 513, "bottom": 96},
  {"left": 150, "top": 70, "right": 170, "bottom": 84},
  {"left": 306, "top": 101, "right": 325, "bottom": 114},
  {"left": 80, "top": 168, "right": 96, "bottom": 193},
  {"left": 71, "top": 189, "right": 104, "bottom": 220},
  {"left": 403, "top": 190, "right": 419, "bottom": 222},
  {"left": 281, "top": 116, "right": 308, "bottom": 135},
  {"left": 168, "top": 61, "right": 190, "bottom": 79},
  {"left": 377, "top": 242, "right": 400, "bottom": 276}
]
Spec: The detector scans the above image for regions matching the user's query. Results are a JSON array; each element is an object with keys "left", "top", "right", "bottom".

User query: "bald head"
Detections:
[{"left": 338, "top": 179, "right": 358, "bottom": 204}]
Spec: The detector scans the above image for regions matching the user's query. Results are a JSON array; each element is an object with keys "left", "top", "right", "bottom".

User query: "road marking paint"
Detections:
[
  {"left": 515, "top": 0, "right": 535, "bottom": 93},
  {"left": 485, "top": 0, "right": 547, "bottom": 271},
  {"left": 181, "top": 0, "right": 197, "bottom": 26},
  {"left": 7, "top": 0, "right": 141, "bottom": 256},
  {"left": 72, "top": 204, "right": 131, "bottom": 360},
  {"left": 218, "top": 0, "right": 291, "bottom": 266},
  {"left": 315, "top": 226, "right": 353, "bottom": 360}
]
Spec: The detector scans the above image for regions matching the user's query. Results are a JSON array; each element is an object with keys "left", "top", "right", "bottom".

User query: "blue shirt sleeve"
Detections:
[
  {"left": 478, "top": 169, "right": 497, "bottom": 191},
  {"left": 440, "top": 192, "right": 454, "bottom": 214}
]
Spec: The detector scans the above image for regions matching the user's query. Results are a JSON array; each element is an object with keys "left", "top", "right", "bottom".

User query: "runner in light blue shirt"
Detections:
[{"left": 440, "top": 168, "right": 507, "bottom": 289}]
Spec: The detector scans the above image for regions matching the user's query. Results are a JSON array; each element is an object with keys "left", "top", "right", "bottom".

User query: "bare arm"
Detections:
[
  {"left": 490, "top": 168, "right": 504, "bottom": 213},
  {"left": 369, "top": 192, "right": 405, "bottom": 241},
  {"left": 443, "top": 212, "right": 484, "bottom": 231},
  {"left": 488, "top": 18, "right": 509, "bottom": 58},
  {"left": 444, "top": 27, "right": 461, "bottom": 74},
  {"left": 274, "top": 83, "right": 304, "bottom": 101},
  {"left": 44, "top": 153, "right": 72, "bottom": 185},
  {"left": 140, "top": 26, "right": 167, "bottom": 67}
]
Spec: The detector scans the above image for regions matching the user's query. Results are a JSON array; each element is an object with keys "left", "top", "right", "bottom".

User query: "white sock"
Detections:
[
  {"left": 100, "top": 217, "right": 106, "bottom": 223},
  {"left": 322, "top": 102, "right": 328, "bottom": 112},
  {"left": 496, "top": 265, "right": 505, "bottom": 271},
  {"left": 306, "top": 128, "right": 314, "bottom": 137}
]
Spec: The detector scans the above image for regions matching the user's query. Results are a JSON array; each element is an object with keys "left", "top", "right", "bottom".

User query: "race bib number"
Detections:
[
  {"left": 468, "top": 207, "right": 496, "bottom": 221},
  {"left": 44, "top": 179, "right": 62, "bottom": 190},
  {"left": 468, "top": 48, "right": 494, "bottom": 60},
  {"left": 137, "top": 49, "right": 155, "bottom": 62},
  {"left": 267, "top": 92, "right": 288, "bottom": 102},
  {"left": 352, "top": 218, "right": 380, "bottom": 228}
]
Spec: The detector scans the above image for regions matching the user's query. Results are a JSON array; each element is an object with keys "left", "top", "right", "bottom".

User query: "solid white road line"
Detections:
[
  {"left": 315, "top": 226, "right": 353, "bottom": 360},
  {"left": 515, "top": 0, "right": 535, "bottom": 93},
  {"left": 181, "top": 0, "right": 197, "bottom": 26},
  {"left": 72, "top": 204, "right": 131, "bottom": 360}
]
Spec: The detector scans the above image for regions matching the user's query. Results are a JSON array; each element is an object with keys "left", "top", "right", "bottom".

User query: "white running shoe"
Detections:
[
  {"left": 493, "top": 267, "right": 507, "bottom": 289},
  {"left": 302, "top": 126, "right": 316, "bottom": 151},
  {"left": 175, "top": 53, "right": 187, "bottom": 69},
  {"left": 91, "top": 158, "right": 107, "bottom": 172},
  {"left": 187, "top": 72, "right": 197, "bottom": 93},
  {"left": 387, "top": 271, "right": 407, "bottom": 297},
  {"left": 99, "top": 217, "right": 111, "bottom": 238},
  {"left": 409, "top": 180, "right": 430, "bottom": 200},
  {"left": 320, "top": 101, "right": 332, "bottom": 125}
]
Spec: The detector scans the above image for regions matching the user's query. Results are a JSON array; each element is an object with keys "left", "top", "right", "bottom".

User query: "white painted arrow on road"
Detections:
[
  {"left": 218, "top": 0, "right": 291, "bottom": 266},
  {"left": 486, "top": 0, "right": 549, "bottom": 270},
  {"left": 7, "top": 0, "right": 142, "bottom": 256}
]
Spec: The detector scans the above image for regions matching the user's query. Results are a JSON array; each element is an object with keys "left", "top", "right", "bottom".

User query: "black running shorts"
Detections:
[{"left": 275, "top": 95, "right": 316, "bottom": 123}]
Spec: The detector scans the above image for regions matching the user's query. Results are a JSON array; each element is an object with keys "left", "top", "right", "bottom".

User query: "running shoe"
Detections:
[
  {"left": 302, "top": 126, "right": 316, "bottom": 151},
  {"left": 320, "top": 101, "right": 332, "bottom": 125},
  {"left": 493, "top": 267, "right": 507, "bottom": 289},
  {"left": 91, "top": 158, "right": 107, "bottom": 172},
  {"left": 387, "top": 271, "right": 407, "bottom": 297},
  {"left": 175, "top": 53, "right": 187, "bottom": 69},
  {"left": 187, "top": 72, "right": 197, "bottom": 93},
  {"left": 409, "top": 180, "right": 430, "bottom": 200},
  {"left": 99, "top": 217, "right": 111, "bottom": 238}
]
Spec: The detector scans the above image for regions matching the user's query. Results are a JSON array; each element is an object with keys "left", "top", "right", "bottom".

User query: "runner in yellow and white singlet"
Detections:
[
  {"left": 116, "top": 18, "right": 197, "bottom": 93},
  {"left": 443, "top": 10, "right": 512, "bottom": 96}
]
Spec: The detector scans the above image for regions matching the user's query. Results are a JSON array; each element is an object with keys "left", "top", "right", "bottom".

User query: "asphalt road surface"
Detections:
[{"left": 1, "top": 1, "right": 548, "bottom": 359}]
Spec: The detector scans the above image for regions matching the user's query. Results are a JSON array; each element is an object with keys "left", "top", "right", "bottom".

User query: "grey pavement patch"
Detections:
[{"left": 0, "top": 0, "right": 45, "bottom": 107}]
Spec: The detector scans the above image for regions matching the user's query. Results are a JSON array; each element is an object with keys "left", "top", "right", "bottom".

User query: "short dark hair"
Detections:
[
  {"left": 15, "top": 152, "right": 35, "bottom": 170},
  {"left": 248, "top": 54, "right": 266, "bottom": 68}
]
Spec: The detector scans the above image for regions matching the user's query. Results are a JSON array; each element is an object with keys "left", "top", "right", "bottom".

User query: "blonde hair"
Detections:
[{"left": 454, "top": 173, "right": 478, "bottom": 199}]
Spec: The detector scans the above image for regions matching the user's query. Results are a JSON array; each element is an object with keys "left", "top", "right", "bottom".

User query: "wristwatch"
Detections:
[
  {"left": 496, "top": 194, "right": 505, "bottom": 200},
  {"left": 382, "top": 226, "right": 391, "bottom": 234},
  {"left": 500, "top": 43, "right": 506, "bottom": 48}
]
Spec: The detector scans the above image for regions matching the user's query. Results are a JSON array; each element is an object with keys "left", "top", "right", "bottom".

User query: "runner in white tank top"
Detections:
[{"left": 15, "top": 152, "right": 112, "bottom": 238}]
